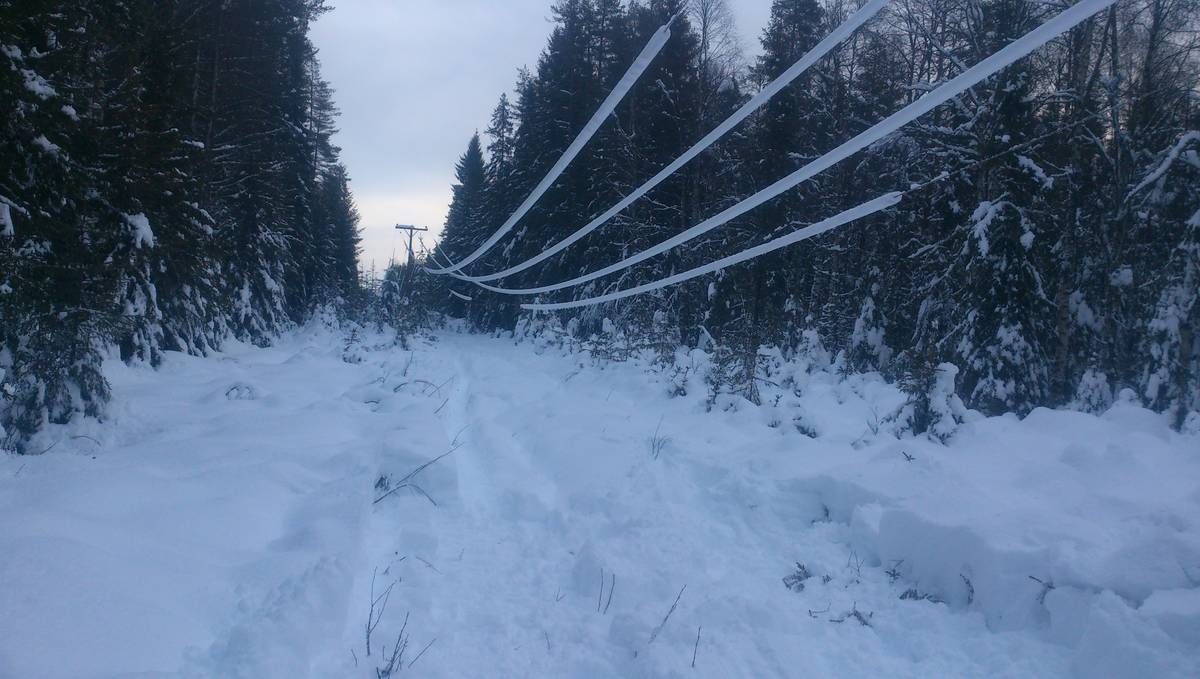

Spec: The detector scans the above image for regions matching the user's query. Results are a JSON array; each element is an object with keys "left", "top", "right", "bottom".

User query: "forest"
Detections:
[
  {"left": 2, "top": 0, "right": 1198, "bottom": 452},
  {"left": 430, "top": 0, "right": 1199, "bottom": 429},
  {"left": 1, "top": 0, "right": 362, "bottom": 452},
  {"left": 1, "top": 1, "right": 1198, "bottom": 676}
]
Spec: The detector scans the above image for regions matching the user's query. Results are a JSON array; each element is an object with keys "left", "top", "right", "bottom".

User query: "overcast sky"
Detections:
[{"left": 311, "top": 1, "right": 772, "bottom": 271}]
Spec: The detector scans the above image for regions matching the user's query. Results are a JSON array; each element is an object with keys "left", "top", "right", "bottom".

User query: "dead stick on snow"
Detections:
[
  {"left": 648, "top": 584, "right": 686, "bottom": 644},
  {"left": 409, "top": 638, "right": 437, "bottom": 669},
  {"left": 692, "top": 626, "right": 701, "bottom": 668},
  {"left": 604, "top": 572, "right": 615, "bottom": 614},
  {"left": 373, "top": 446, "right": 459, "bottom": 505}
]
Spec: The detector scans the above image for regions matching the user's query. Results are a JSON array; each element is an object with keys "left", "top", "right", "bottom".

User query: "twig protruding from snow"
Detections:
[
  {"left": 648, "top": 584, "right": 686, "bottom": 644},
  {"left": 596, "top": 569, "right": 617, "bottom": 614},
  {"left": 830, "top": 602, "right": 873, "bottom": 627},
  {"left": 373, "top": 443, "right": 462, "bottom": 505},
  {"left": 366, "top": 567, "right": 396, "bottom": 657},
  {"left": 409, "top": 638, "right": 436, "bottom": 669},
  {"left": 604, "top": 572, "right": 615, "bottom": 615},
  {"left": 691, "top": 626, "right": 701, "bottom": 668}
]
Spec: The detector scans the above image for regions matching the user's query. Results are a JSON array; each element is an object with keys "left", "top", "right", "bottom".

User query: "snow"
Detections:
[
  {"left": 478, "top": 0, "right": 1121, "bottom": 299},
  {"left": 1127, "top": 131, "right": 1200, "bottom": 199},
  {"left": 1110, "top": 266, "right": 1134, "bottom": 287},
  {"left": 425, "top": 17, "right": 675, "bottom": 275},
  {"left": 21, "top": 68, "right": 57, "bottom": 99},
  {"left": 445, "top": 0, "right": 888, "bottom": 284},
  {"left": 60, "top": 104, "right": 79, "bottom": 121},
  {"left": 971, "top": 200, "right": 1000, "bottom": 256},
  {"left": 1018, "top": 154, "right": 1054, "bottom": 189},
  {"left": 31, "top": 134, "right": 61, "bottom": 157},
  {"left": 0, "top": 203, "right": 13, "bottom": 237},
  {"left": 1, "top": 321, "right": 1197, "bottom": 678},
  {"left": 123, "top": 212, "right": 156, "bottom": 249}
]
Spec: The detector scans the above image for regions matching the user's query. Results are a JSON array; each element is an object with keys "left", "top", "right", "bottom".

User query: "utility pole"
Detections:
[{"left": 394, "top": 224, "right": 428, "bottom": 297}]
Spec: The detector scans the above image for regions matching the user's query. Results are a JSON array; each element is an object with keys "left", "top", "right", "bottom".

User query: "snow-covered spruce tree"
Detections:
[
  {"left": 500, "top": 0, "right": 602, "bottom": 293},
  {"left": 706, "top": 288, "right": 763, "bottom": 407},
  {"left": 435, "top": 134, "right": 489, "bottom": 320},
  {"left": 749, "top": 0, "right": 831, "bottom": 353},
  {"left": 95, "top": 1, "right": 232, "bottom": 364},
  {"left": 1030, "top": 11, "right": 1111, "bottom": 407},
  {"left": 0, "top": 2, "right": 115, "bottom": 451},
  {"left": 893, "top": 359, "right": 969, "bottom": 442},
  {"left": 1136, "top": 133, "right": 1200, "bottom": 427},
  {"left": 916, "top": 0, "right": 1056, "bottom": 416},
  {"left": 591, "top": 0, "right": 704, "bottom": 342},
  {"left": 315, "top": 163, "right": 364, "bottom": 309},
  {"left": 2, "top": 0, "right": 363, "bottom": 449},
  {"left": 829, "top": 22, "right": 910, "bottom": 373},
  {"left": 464, "top": 94, "right": 526, "bottom": 330},
  {"left": 693, "top": 0, "right": 829, "bottom": 390}
]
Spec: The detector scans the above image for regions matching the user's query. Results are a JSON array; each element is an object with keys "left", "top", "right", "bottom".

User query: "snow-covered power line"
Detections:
[
  {"left": 521, "top": 193, "right": 903, "bottom": 311},
  {"left": 472, "top": 0, "right": 1119, "bottom": 300},
  {"left": 445, "top": 0, "right": 889, "bottom": 284},
  {"left": 424, "top": 16, "right": 678, "bottom": 275}
]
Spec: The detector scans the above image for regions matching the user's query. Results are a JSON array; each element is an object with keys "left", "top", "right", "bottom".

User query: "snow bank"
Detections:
[
  {"left": 512, "top": 319, "right": 1200, "bottom": 676},
  {"left": 0, "top": 203, "right": 13, "bottom": 237}
]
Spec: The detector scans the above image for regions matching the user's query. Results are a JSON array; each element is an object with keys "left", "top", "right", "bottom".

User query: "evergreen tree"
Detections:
[
  {"left": 437, "top": 135, "right": 489, "bottom": 317},
  {"left": 0, "top": 0, "right": 364, "bottom": 451}
]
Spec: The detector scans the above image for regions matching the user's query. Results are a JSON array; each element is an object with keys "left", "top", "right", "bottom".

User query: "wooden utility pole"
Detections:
[
  {"left": 394, "top": 224, "right": 428, "bottom": 263},
  {"left": 394, "top": 224, "right": 428, "bottom": 297}
]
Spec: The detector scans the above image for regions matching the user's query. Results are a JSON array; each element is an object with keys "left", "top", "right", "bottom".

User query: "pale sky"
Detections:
[{"left": 311, "top": 1, "right": 772, "bottom": 272}]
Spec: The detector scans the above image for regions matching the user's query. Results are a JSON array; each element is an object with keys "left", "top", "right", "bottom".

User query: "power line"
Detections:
[
  {"left": 517, "top": 0, "right": 1120, "bottom": 310},
  {"left": 423, "top": 14, "right": 679, "bottom": 275},
  {"left": 443, "top": 0, "right": 888, "bottom": 284},
  {"left": 521, "top": 193, "right": 903, "bottom": 311},
  {"left": 463, "top": 0, "right": 1119, "bottom": 302}
]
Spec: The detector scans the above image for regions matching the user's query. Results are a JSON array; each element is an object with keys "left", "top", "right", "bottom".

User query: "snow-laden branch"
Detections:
[{"left": 1125, "top": 131, "right": 1200, "bottom": 202}]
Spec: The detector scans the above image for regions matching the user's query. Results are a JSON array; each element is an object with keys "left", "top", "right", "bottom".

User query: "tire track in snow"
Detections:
[{"left": 439, "top": 340, "right": 561, "bottom": 520}]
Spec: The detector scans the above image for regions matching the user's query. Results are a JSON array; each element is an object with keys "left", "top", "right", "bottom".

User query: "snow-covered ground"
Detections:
[{"left": 1, "top": 322, "right": 1197, "bottom": 678}]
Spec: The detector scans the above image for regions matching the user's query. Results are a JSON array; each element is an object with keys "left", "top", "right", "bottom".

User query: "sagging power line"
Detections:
[{"left": 447, "top": 0, "right": 1119, "bottom": 309}]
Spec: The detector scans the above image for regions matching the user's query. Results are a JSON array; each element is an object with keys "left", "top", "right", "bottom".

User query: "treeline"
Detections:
[
  {"left": 432, "top": 0, "right": 1199, "bottom": 427},
  {"left": 0, "top": 0, "right": 362, "bottom": 451}
]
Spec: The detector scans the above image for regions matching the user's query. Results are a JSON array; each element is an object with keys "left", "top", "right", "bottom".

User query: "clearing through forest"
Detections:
[{"left": 1, "top": 323, "right": 1196, "bottom": 678}]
